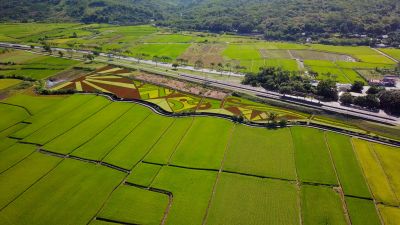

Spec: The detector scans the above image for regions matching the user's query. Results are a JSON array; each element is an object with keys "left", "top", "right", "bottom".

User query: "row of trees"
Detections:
[
  {"left": 340, "top": 89, "right": 400, "bottom": 115},
  {"left": 242, "top": 67, "right": 338, "bottom": 101}
]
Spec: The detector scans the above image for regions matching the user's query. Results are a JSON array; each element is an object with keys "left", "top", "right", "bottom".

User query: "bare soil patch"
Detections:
[{"left": 179, "top": 43, "right": 226, "bottom": 66}]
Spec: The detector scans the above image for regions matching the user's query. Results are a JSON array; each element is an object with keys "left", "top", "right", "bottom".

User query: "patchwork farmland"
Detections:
[
  {"left": 51, "top": 65, "right": 307, "bottom": 123},
  {"left": 0, "top": 23, "right": 398, "bottom": 84},
  {"left": 0, "top": 91, "right": 399, "bottom": 225},
  {"left": 0, "top": 23, "right": 400, "bottom": 225}
]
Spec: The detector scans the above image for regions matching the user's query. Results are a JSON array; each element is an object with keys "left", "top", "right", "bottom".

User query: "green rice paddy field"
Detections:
[
  {"left": 0, "top": 93, "right": 399, "bottom": 225},
  {"left": 0, "top": 23, "right": 398, "bottom": 83}
]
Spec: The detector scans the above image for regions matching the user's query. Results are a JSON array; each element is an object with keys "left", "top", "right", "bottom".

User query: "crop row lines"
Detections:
[
  {"left": 123, "top": 181, "right": 173, "bottom": 225},
  {"left": 324, "top": 132, "right": 353, "bottom": 225},
  {"left": 202, "top": 123, "right": 236, "bottom": 225},
  {"left": 349, "top": 138, "right": 386, "bottom": 225},
  {"left": 0, "top": 149, "right": 65, "bottom": 212},
  {"left": 288, "top": 127, "right": 303, "bottom": 225}
]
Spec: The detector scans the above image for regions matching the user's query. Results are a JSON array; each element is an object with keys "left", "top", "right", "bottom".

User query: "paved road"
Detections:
[{"left": 1, "top": 42, "right": 399, "bottom": 125}]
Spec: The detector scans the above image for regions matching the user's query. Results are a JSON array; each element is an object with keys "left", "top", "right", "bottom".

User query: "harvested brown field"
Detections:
[{"left": 179, "top": 43, "right": 226, "bottom": 66}]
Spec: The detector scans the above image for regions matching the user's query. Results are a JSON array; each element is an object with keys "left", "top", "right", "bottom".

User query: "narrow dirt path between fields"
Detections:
[
  {"left": 166, "top": 118, "right": 195, "bottom": 165},
  {"left": 124, "top": 181, "right": 173, "bottom": 225},
  {"left": 369, "top": 143, "right": 400, "bottom": 204},
  {"left": 201, "top": 123, "right": 236, "bottom": 225},
  {"left": 288, "top": 127, "right": 304, "bottom": 225},
  {"left": 350, "top": 138, "right": 386, "bottom": 225},
  {"left": 99, "top": 113, "right": 151, "bottom": 162},
  {"left": 323, "top": 132, "right": 353, "bottom": 225}
]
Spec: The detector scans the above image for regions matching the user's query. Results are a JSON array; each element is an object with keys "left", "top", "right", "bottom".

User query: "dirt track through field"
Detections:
[
  {"left": 201, "top": 123, "right": 236, "bottom": 225},
  {"left": 289, "top": 128, "right": 304, "bottom": 225},
  {"left": 323, "top": 132, "right": 353, "bottom": 225},
  {"left": 350, "top": 139, "right": 386, "bottom": 225}
]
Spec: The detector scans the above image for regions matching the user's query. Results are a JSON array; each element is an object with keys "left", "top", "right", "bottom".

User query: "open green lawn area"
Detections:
[{"left": 1, "top": 93, "right": 399, "bottom": 224}]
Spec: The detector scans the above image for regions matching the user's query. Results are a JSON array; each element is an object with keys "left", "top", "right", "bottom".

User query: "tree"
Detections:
[
  {"left": 225, "top": 62, "right": 232, "bottom": 74},
  {"left": 66, "top": 42, "right": 76, "bottom": 58},
  {"left": 58, "top": 51, "right": 64, "bottom": 58},
  {"left": 278, "top": 119, "right": 287, "bottom": 127},
  {"left": 83, "top": 54, "right": 95, "bottom": 62},
  {"left": 217, "top": 63, "right": 224, "bottom": 75},
  {"left": 367, "top": 85, "right": 384, "bottom": 95},
  {"left": 194, "top": 60, "right": 204, "bottom": 70},
  {"left": 153, "top": 55, "right": 160, "bottom": 67},
  {"left": 340, "top": 92, "right": 353, "bottom": 105},
  {"left": 379, "top": 90, "right": 400, "bottom": 114},
  {"left": 30, "top": 45, "right": 34, "bottom": 50},
  {"left": 268, "top": 112, "right": 278, "bottom": 124},
  {"left": 279, "top": 85, "right": 293, "bottom": 95},
  {"left": 160, "top": 56, "right": 172, "bottom": 63},
  {"left": 316, "top": 79, "right": 338, "bottom": 101},
  {"left": 365, "top": 94, "right": 380, "bottom": 109},
  {"left": 350, "top": 81, "right": 364, "bottom": 93},
  {"left": 71, "top": 32, "right": 78, "bottom": 38},
  {"left": 210, "top": 62, "right": 215, "bottom": 71},
  {"left": 172, "top": 63, "right": 179, "bottom": 70},
  {"left": 136, "top": 53, "right": 145, "bottom": 63},
  {"left": 42, "top": 43, "right": 52, "bottom": 54},
  {"left": 353, "top": 94, "right": 380, "bottom": 110}
]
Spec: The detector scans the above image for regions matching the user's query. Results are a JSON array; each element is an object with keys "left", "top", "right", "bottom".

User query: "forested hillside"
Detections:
[{"left": 1, "top": 0, "right": 399, "bottom": 44}]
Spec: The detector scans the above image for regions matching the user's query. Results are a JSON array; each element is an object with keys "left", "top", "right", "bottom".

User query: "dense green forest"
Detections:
[{"left": 1, "top": 0, "right": 399, "bottom": 45}]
